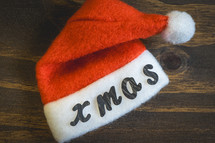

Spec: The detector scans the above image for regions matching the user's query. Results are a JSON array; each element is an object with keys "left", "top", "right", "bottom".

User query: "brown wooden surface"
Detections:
[{"left": 0, "top": 0, "right": 215, "bottom": 143}]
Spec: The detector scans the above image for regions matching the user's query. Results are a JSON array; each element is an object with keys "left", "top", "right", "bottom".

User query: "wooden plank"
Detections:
[
  {"left": 1, "top": 87, "right": 214, "bottom": 116},
  {"left": 0, "top": 56, "right": 38, "bottom": 92},
  {"left": 1, "top": 110, "right": 215, "bottom": 143},
  {"left": 1, "top": 43, "right": 214, "bottom": 94},
  {"left": 73, "top": 112, "right": 215, "bottom": 143}
]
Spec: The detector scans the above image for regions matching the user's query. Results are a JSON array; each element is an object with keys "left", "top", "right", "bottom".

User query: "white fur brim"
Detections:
[{"left": 44, "top": 50, "right": 169, "bottom": 143}]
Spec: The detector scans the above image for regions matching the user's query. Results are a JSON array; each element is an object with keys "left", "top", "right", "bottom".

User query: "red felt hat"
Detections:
[{"left": 36, "top": 0, "right": 195, "bottom": 142}]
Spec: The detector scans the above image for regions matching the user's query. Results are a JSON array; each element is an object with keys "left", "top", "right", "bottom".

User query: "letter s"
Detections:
[{"left": 143, "top": 64, "right": 159, "bottom": 85}]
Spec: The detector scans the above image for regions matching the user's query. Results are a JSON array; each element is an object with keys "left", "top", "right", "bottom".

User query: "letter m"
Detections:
[{"left": 97, "top": 86, "right": 122, "bottom": 117}]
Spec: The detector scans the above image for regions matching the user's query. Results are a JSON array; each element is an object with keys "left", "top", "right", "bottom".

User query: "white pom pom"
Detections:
[{"left": 161, "top": 11, "right": 195, "bottom": 44}]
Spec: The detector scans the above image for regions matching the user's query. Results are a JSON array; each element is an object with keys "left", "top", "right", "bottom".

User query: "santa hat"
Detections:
[{"left": 36, "top": 0, "right": 195, "bottom": 142}]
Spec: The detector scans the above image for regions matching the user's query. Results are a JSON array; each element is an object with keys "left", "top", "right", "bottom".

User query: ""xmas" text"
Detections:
[{"left": 70, "top": 64, "right": 158, "bottom": 126}]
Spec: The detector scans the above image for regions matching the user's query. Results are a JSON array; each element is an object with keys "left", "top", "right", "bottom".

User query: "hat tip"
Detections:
[{"left": 161, "top": 11, "right": 196, "bottom": 45}]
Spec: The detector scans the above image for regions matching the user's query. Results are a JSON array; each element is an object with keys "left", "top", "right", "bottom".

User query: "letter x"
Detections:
[{"left": 70, "top": 101, "right": 91, "bottom": 126}]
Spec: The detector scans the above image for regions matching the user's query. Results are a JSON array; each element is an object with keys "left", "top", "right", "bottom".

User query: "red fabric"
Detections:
[{"left": 36, "top": 0, "right": 168, "bottom": 104}]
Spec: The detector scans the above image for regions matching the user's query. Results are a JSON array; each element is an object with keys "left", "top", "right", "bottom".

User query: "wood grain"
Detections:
[{"left": 0, "top": 0, "right": 215, "bottom": 143}]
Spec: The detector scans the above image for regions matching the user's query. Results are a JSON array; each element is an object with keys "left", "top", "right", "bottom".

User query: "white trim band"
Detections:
[{"left": 44, "top": 50, "right": 169, "bottom": 143}]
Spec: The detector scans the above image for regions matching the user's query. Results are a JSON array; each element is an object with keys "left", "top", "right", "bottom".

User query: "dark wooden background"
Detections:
[{"left": 0, "top": 0, "right": 215, "bottom": 142}]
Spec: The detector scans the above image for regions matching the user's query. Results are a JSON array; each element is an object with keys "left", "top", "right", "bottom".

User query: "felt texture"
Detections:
[
  {"left": 44, "top": 50, "right": 169, "bottom": 143},
  {"left": 36, "top": 0, "right": 168, "bottom": 104},
  {"left": 161, "top": 11, "right": 195, "bottom": 44}
]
